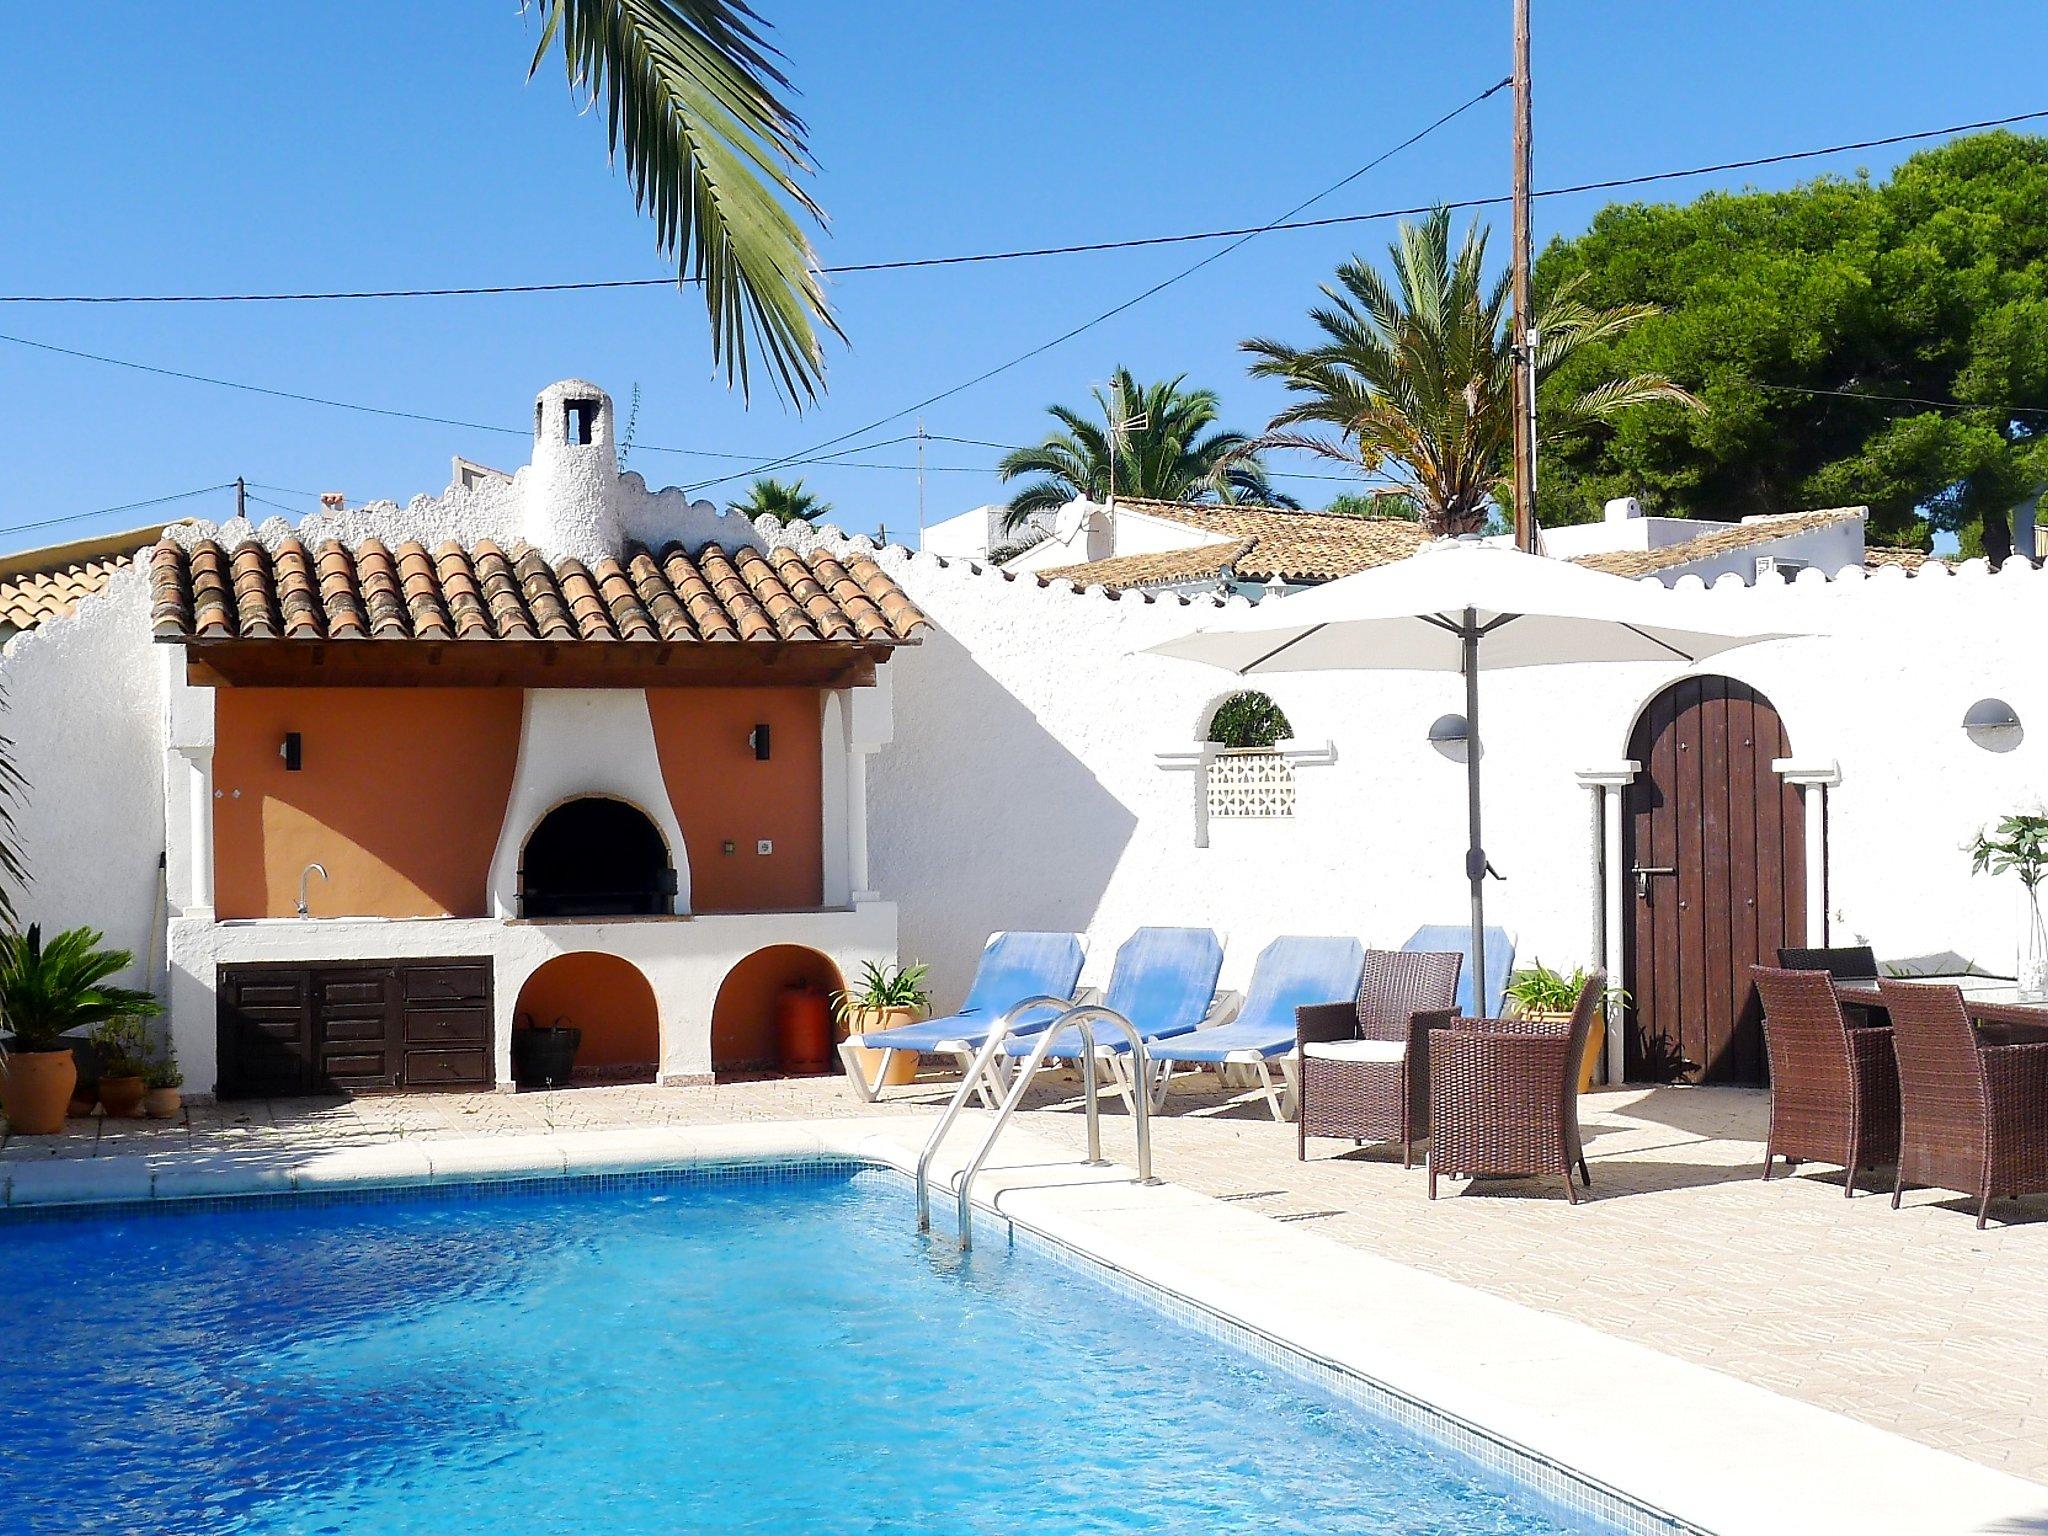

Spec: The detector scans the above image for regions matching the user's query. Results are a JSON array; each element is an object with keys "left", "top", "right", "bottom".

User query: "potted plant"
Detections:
[
  {"left": 832, "top": 961, "right": 933, "bottom": 1088},
  {"left": 1504, "top": 961, "right": 1623, "bottom": 1094},
  {"left": 1969, "top": 812, "right": 2048, "bottom": 1001},
  {"left": 143, "top": 1049, "right": 184, "bottom": 1119},
  {"left": 0, "top": 925, "right": 161, "bottom": 1135},
  {"left": 511, "top": 1012, "right": 582, "bottom": 1090},
  {"left": 90, "top": 1015, "right": 152, "bottom": 1118}
]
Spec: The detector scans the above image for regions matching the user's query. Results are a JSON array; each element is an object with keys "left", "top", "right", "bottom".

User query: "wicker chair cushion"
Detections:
[{"left": 1302, "top": 1038, "right": 1407, "bottom": 1063}]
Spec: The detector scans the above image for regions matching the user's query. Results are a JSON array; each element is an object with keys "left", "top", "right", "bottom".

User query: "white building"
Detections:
[{"left": 3, "top": 380, "right": 2041, "bottom": 1101}]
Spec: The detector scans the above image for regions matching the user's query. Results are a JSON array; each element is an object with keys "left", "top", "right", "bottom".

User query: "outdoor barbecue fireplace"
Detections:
[{"left": 518, "top": 797, "right": 678, "bottom": 918}]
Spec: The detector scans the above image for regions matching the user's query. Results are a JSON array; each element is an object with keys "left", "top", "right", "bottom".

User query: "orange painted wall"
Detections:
[
  {"left": 213, "top": 688, "right": 524, "bottom": 919},
  {"left": 514, "top": 953, "right": 658, "bottom": 1073},
  {"left": 710, "top": 945, "right": 844, "bottom": 1074},
  {"left": 646, "top": 688, "right": 825, "bottom": 911}
]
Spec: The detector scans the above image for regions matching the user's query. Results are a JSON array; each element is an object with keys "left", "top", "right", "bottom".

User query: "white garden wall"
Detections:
[
  {"left": 0, "top": 570, "right": 165, "bottom": 993},
  {"left": 863, "top": 545, "right": 2048, "bottom": 1014}
]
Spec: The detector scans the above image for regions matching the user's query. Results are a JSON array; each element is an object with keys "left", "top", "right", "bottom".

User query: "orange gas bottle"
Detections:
[{"left": 775, "top": 985, "right": 833, "bottom": 1076}]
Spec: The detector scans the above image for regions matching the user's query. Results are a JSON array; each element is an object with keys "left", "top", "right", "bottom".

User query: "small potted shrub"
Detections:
[
  {"left": 143, "top": 1050, "right": 184, "bottom": 1119},
  {"left": 832, "top": 961, "right": 932, "bottom": 1088},
  {"left": 0, "top": 925, "right": 161, "bottom": 1136},
  {"left": 1504, "top": 962, "right": 1623, "bottom": 1094},
  {"left": 91, "top": 1015, "right": 152, "bottom": 1118}
]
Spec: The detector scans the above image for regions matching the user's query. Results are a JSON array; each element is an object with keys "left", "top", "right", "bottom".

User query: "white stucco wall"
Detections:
[
  {"left": 863, "top": 545, "right": 2048, "bottom": 1018},
  {"left": 0, "top": 570, "right": 166, "bottom": 996}
]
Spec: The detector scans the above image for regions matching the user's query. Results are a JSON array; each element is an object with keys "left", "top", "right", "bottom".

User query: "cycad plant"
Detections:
[
  {"left": 998, "top": 369, "right": 1290, "bottom": 530},
  {"left": 1243, "top": 208, "right": 1698, "bottom": 537},
  {"left": 526, "top": 0, "right": 838, "bottom": 401},
  {"left": 0, "top": 925, "right": 160, "bottom": 1055}
]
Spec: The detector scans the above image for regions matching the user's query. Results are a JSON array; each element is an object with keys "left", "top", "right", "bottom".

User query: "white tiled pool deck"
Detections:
[{"left": 8, "top": 1074, "right": 2048, "bottom": 1528}]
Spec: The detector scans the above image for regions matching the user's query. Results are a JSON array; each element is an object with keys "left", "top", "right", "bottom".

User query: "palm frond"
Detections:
[{"left": 528, "top": 0, "right": 838, "bottom": 403}]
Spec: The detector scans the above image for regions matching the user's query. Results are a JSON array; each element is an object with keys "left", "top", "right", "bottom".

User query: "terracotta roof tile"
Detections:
[
  {"left": 1864, "top": 545, "right": 1938, "bottom": 572},
  {"left": 0, "top": 524, "right": 169, "bottom": 636},
  {"left": 1040, "top": 499, "right": 1429, "bottom": 590},
  {"left": 149, "top": 536, "right": 932, "bottom": 646},
  {"left": 1569, "top": 508, "right": 1865, "bottom": 578}
]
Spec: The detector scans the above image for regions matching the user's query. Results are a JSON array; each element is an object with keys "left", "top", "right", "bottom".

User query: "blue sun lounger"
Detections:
[
  {"left": 837, "top": 930, "right": 1085, "bottom": 1103},
  {"left": 1147, "top": 935, "right": 1367, "bottom": 1120},
  {"left": 1403, "top": 924, "right": 1516, "bottom": 1018},
  {"left": 1002, "top": 926, "right": 1225, "bottom": 1109}
]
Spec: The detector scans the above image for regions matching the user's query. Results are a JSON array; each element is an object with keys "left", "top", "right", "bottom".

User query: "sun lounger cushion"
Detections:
[
  {"left": 1151, "top": 936, "right": 1365, "bottom": 1064},
  {"left": 1404, "top": 924, "right": 1515, "bottom": 1017},
  {"left": 850, "top": 931, "right": 1084, "bottom": 1052},
  {"left": 1010, "top": 926, "right": 1223, "bottom": 1058}
]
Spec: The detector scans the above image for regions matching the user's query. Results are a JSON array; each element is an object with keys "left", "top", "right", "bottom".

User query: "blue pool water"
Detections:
[{"left": 3, "top": 1166, "right": 1622, "bottom": 1535}]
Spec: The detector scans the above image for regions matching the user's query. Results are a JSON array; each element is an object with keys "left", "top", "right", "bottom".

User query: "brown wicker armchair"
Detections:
[
  {"left": 1752, "top": 966, "right": 1899, "bottom": 1196},
  {"left": 1425, "top": 972, "right": 1604, "bottom": 1203},
  {"left": 1295, "top": 949, "right": 1462, "bottom": 1166},
  {"left": 1878, "top": 981, "right": 2048, "bottom": 1228}
]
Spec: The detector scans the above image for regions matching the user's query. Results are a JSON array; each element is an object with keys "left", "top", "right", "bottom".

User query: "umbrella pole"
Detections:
[{"left": 1463, "top": 610, "right": 1488, "bottom": 1015}]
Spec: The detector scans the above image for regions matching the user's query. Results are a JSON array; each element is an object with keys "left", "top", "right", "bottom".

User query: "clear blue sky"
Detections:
[{"left": 3, "top": 2, "right": 2044, "bottom": 555}]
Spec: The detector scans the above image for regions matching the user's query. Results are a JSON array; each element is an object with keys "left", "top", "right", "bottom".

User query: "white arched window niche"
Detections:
[{"left": 1155, "top": 691, "right": 1336, "bottom": 847}]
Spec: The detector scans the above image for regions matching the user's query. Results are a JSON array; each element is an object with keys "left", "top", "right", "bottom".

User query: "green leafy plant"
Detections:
[
  {"left": 729, "top": 476, "right": 832, "bottom": 525},
  {"left": 143, "top": 1049, "right": 183, "bottom": 1091},
  {"left": 90, "top": 1015, "right": 153, "bottom": 1079},
  {"left": 831, "top": 961, "right": 932, "bottom": 1026},
  {"left": 1968, "top": 813, "right": 2048, "bottom": 890},
  {"left": 1206, "top": 691, "right": 1292, "bottom": 750},
  {"left": 1505, "top": 961, "right": 1627, "bottom": 1016},
  {"left": 0, "top": 925, "right": 161, "bottom": 1055}
]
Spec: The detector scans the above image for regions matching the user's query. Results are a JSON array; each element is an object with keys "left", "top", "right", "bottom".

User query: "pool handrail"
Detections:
[
  {"left": 949, "top": 1002, "right": 1156, "bottom": 1251},
  {"left": 914, "top": 994, "right": 1074, "bottom": 1233}
]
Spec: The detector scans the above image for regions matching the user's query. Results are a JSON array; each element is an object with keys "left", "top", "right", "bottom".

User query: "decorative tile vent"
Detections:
[{"left": 1205, "top": 749, "right": 1296, "bottom": 819}]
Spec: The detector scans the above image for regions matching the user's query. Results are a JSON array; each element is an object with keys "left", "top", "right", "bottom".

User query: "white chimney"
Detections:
[
  {"left": 1604, "top": 496, "right": 1644, "bottom": 524},
  {"left": 524, "top": 379, "right": 621, "bottom": 563}
]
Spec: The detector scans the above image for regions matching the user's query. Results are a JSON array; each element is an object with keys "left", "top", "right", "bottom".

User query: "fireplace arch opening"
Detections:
[{"left": 518, "top": 796, "right": 678, "bottom": 918}]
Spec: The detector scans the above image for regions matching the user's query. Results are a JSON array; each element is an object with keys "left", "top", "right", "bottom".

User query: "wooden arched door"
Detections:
[{"left": 1623, "top": 677, "right": 1804, "bottom": 1086}]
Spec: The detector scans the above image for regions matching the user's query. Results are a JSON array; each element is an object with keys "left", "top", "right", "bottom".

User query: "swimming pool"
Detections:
[{"left": 5, "top": 1163, "right": 1624, "bottom": 1535}]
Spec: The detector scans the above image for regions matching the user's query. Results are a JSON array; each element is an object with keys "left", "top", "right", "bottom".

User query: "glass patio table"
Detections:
[{"left": 1832, "top": 976, "right": 2048, "bottom": 1044}]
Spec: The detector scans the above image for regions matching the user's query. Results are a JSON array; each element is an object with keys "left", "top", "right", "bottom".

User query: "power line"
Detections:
[
  {"left": 682, "top": 77, "right": 1516, "bottom": 496},
  {"left": 1750, "top": 380, "right": 2048, "bottom": 419},
  {"left": 0, "top": 483, "right": 236, "bottom": 540},
  {"left": 4, "top": 106, "right": 2043, "bottom": 306}
]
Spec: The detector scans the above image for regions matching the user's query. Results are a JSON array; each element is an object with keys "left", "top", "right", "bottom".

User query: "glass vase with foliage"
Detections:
[
  {"left": 0, "top": 925, "right": 161, "bottom": 1057},
  {"left": 1969, "top": 813, "right": 2048, "bottom": 999}
]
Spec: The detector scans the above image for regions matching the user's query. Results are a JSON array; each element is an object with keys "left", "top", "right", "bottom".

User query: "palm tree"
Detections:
[
  {"left": 730, "top": 477, "right": 831, "bottom": 525},
  {"left": 526, "top": 1, "right": 838, "bottom": 402},
  {"left": 997, "top": 369, "right": 1291, "bottom": 531},
  {"left": 1242, "top": 208, "right": 1698, "bottom": 538}
]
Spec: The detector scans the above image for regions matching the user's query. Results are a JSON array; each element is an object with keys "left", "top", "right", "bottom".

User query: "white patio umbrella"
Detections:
[{"left": 1145, "top": 539, "right": 1794, "bottom": 1004}]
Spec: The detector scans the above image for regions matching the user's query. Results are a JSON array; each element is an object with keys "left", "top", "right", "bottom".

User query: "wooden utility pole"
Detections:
[
  {"left": 235, "top": 475, "right": 247, "bottom": 521},
  {"left": 1510, "top": 0, "right": 1537, "bottom": 552}
]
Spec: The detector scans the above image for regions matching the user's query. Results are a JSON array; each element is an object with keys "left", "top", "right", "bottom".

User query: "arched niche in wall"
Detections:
[
  {"left": 514, "top": 952, "right": 660, "bottom": 1081},
  {"left": 517, "top": 795, "right": 677, "bottom": 918},
  {"left": 709, "top": 945, "right": 846, "bottom": 1076}
]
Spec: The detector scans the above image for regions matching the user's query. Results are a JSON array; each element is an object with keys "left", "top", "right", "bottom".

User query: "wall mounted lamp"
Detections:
[
  {"left": 1963, "top": 698, "right": 2023, "bottom": 753},
  {"left": 1427, "top": 713, "right": 1470, "bottom": 763},
  {"left": 280, "top": 731, "right": 303, "bottom": 772},
  {"left": 748, "top": 723, "right": 772, "bottom": 761}
]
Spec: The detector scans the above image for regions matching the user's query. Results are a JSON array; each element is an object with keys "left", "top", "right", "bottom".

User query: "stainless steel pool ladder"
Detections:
[{"left": 915, "top": 1001, "right": 1157, "bottom": 1251}]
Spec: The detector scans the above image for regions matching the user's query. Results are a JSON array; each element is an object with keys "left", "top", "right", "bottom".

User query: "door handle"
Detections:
[{"left": 1631, "top": 865, "right": 1676, "bottom": 900}]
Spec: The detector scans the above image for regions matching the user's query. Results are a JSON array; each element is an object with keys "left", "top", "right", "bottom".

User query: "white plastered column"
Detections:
[
  {"left": 843, "top": 671, "right": 894, "bottom": 903},
  {"left": 1773, "top": 757, "right": 1841, "bottom": 948},
  {"left": 161, "top": 647, "right": 216, "bottom": 917},
  {"left": 1575, "top": 761, "right": 1638, "bottom": 1087}
]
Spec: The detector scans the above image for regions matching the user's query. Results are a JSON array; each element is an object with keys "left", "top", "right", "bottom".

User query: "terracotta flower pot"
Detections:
[
  {"left": 97, "top": 1075, "right": 147, "bottom": 1119},
  {"left": 144, "top": 1087, "right": 183, "bottom": 1120},
  {"left": 0, "top": 1049, "right": 80, "bottom": 1135},
  {"left": 842, "top": 1004, "right": 926, "bottom": 1087}
]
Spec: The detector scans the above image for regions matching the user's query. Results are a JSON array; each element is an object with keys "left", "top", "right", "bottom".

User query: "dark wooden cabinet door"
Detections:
[
  {"left": 218, "top": 969, "right": 314, "bottom": 1097},
  {"left": 219, "top": 959, "right": 494, "bottom": 1097},
  {"left": 1623, "top": 676, "right": 1804, "bottom": 1086}
]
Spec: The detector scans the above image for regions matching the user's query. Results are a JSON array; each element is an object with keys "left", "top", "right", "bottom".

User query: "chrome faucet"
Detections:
[{"left": 296, "top": 862, "right": 329, "bottom": 918}]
